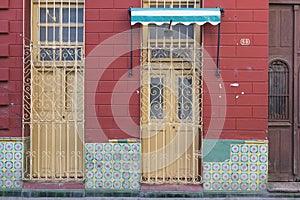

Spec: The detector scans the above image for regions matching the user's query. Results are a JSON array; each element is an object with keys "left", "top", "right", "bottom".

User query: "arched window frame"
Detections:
[{"left": 268, "top": 59, "right": 290, "bottom": 121}]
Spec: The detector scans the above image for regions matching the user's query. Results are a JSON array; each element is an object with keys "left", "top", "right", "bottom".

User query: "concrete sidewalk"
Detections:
[
  {"left": 1, "top": 182, "right": 300, "bottom": 199},
  {"left": 0, "top": 198, "right": 300, "bottom": 200}
]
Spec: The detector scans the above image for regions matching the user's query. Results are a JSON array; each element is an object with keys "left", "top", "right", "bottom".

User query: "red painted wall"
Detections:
[
  {"left": 85, "top": 0, "right": 269, "bottom": 142},
  {"left": 85, "top": 0, "right": 141, "bottom": 142},
  {"left": 0, "top": 0, "right": 268, "bottom": 141},
  {"left": 0, "top": 0, "right": 23, "bottom": 137},
  {"left": 203, "top": 0, "right": 269, "bottom": 140}
]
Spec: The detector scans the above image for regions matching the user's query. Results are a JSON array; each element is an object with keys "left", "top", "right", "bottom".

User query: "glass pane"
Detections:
[
  {"left": 63, "top": 8, "right": 69, "bottom": 23},
  {"left": 39, "top": 27, "right": 59, "bottom": 42},
  {"left": 178, "top": 76, "right": 193, "bottom": 120},
  {"left": 63, "top": 27, "right": 69, "bottom": 42},
  {"left": 158, "top": 24, "right": 168, "bottom": 39},
  {"left": 188, "top": 25, "right": 194, "bottom": 38},
  {"left": 149, "top": 24, "right": 169, "bottom": 40},
  {"left": 150, "top": 77, "right": 164, "bottom": 119},
  {"left": 179, "top": 24, "right": 186, "bottom": 36},
  {"left": 40, "top": 8, "right": 60, "bottom": 23},
  {"left": 40, "top": 8, "right": 46, "bottom": 23},
  {"left": 173, "top": 25, "right": 180, "bottom": 39},
  {"left": 40, "top": 27, "right": 46, "bottom": 41},
  {"left": 49, "top": 27, "right": 60, "bottom": 42},
  {"left": 78, "top": 8, "right": 84, "bottom": 23},
  {"left": 78, "top": 27, "right": 83, "bottom": 42},
  {"left": 70, "top": 8, "right": 77, "bottom": 23},
  {"left": 62, "top": 48, "right": 82, "bottom": 61},
  {"left": 63, "top": 27, "right": 82, "bottom": 42},
  {"left": 63, "top": 8, "right": 84, "bottom": 23},
  {"left": 149, "top": 25, "right": 156, "bottom": 40},
  {"left": 40, "top": 48, "right": 59, "bottom": 61},
  {"left": 47, "top": 27, "right": 54, "bottom": 41},
  {"left": 70, "top": 27, "right": 76, "bottom": 42}
]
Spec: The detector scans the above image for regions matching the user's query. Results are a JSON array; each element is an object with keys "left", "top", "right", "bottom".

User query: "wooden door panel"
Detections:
[
  {"left": 269, "top": 127, "right": 294, "bottom": 181},
  {"left": 268, "top": 4, "right": 295, "bottom": 181},
  {"left": 269, "top": 9, "right": 279, "bottom": 47},
  {"left": 280, "top": 9, "right": 293, "bottom": 47}
]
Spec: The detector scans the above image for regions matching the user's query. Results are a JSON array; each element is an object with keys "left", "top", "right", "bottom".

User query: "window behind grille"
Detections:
[
  {"left": 32, "top": 1, "right": 84, "bottom": 63},
  {"left": 268, "top": 60, "right": 289, "bottom": 121},
  {"left": 143, "top": 0, "right": 201, "bottom": 61}
]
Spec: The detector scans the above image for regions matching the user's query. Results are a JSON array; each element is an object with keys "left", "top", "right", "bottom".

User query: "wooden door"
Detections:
[
  {"left": 268, "top": 2, "right": 300, "bottom": 181},
  {"left": 141, "top": 67, "right": 200, "bottom": 183}
]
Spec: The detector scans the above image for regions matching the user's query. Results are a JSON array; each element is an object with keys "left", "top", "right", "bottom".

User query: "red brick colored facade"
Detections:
[
  {"left": 0, "top": 0, "right": 268, "bottom": 141},
  {"left": 202, "top": 0, "right": 268, "bottom": 140},
  {"left": 0, "top": 0, "right": 23, "bottom": 136},
  {"left": 84, "top": 0, "right": 269, "bottom": 142}
]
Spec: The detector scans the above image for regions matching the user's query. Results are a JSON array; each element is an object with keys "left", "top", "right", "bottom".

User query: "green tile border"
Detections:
[{"left": 203, "top": 139, "right": 244, "bottom": 162}]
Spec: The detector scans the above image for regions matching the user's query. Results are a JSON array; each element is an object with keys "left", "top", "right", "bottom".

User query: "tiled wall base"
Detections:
[
  {"left": 85, "top": 143, "right": 141, "bottom": 190},
  {"left": 0, "top": 142, "right": 23, "bottom": 189},
  {"left": 0, "top": 140, "right": 268, "bottom": 192},
  {"left": 203, "top": 143, "right": 268, "bottom": 191}
]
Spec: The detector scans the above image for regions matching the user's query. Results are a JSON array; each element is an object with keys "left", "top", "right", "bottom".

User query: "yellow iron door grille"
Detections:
[
  {"left": 141, "top": 66, "right": 202, "bottom": 184},
  {"left": 141, "top": 0, "right": 203, "bottom": 184},
  {"left": 22, "top": 0, "right": 84, "bottom": 181}
]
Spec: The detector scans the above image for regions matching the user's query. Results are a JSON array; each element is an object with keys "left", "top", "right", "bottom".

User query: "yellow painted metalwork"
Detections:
[
  {"left": 22, "top": 0, "right": 84, "bottom": 181},
  {"left": 141, "top": 0, "right": 202, "bottom": 185}
]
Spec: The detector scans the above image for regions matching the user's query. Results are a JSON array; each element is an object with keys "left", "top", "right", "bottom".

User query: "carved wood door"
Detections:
[{"left": 268, "top": 2, "right": 300, "bottom": 181}]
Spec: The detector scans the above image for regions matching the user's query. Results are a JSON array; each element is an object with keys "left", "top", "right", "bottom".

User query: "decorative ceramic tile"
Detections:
[
  {"left": 85, "top": 143, "right": 141, "bottom": 190},
  {"left": 203, "top": 143, "right": 268, "bottom": 191},
  {"left": 0, "top": 142, "right": 23, "bottom": 189}
]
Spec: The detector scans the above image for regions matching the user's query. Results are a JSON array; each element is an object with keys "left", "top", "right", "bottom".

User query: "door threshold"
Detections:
[{"left": 268, "top": 182, "right": 300, "bottom": 193}]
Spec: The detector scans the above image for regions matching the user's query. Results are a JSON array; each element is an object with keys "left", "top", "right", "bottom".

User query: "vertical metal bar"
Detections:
[
  {"left": 82, "top": 0, "right": 85, "bottom": 178},
  {"left": 155, "top": 25, "right": 158, "bottom": 48},
  {"left": 66, "top": 96, "right": 70, "bottom": 179},
  {"left": 185, "top": 120, "right": 188, "bottom": 183},
  {"left": 59, "top": 119, "right": 62, "bottom": 179},
  {"left": 37, "top": 123, "right": 41, "bottom": 177},
  {"left": 162, "top": 127, "right": 165, "bottom": 182},
  {"left": 293, "top": 5, "right": 299, "bottom": 177},
  {"left": 129, "top": 25, "right": 133, "bottom": 77},
  {"left": 76, "top": 0, "right": 78, "bottom": 45},
  {"left": 29, "top": 0, "right": 34, "bottom": 180},
  {"left": 29, "top": 126, "right": 33, "bottom": 179},
  {"left": 287, "top": 69, "right": 289, "bottom": 119},
  {"left": 53, "top": 0, "right": 56, "bottom": 42},
  {"left": 68, "top": 0, "right": 71, "bottom": 46},
  {"left": 216, "top": 22, "right": 221, "bottom": 78},
  {"left": 155, "top": 125, "right": 158, "bottom": 182},
  {"left": 75, "top": 0, "right": 79, "bottom": 179},
  {"left": 52, "top": 71, "right": 56, "bottom": 179},
  {"left": 146, "top": 23, "right": 151, "bottom": 183},
  {"left": 45, "top": 0, "right": 47, "bottom": 45}
]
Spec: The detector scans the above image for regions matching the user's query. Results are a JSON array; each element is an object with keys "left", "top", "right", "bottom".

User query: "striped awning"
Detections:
[{"left": 129, "top": 7, "right": 221, "bottom": 26}]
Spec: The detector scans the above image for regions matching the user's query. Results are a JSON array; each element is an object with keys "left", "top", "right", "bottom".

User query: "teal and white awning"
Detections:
[{"left": 129, "top": 7, "right": 221, "bottom": 26}]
